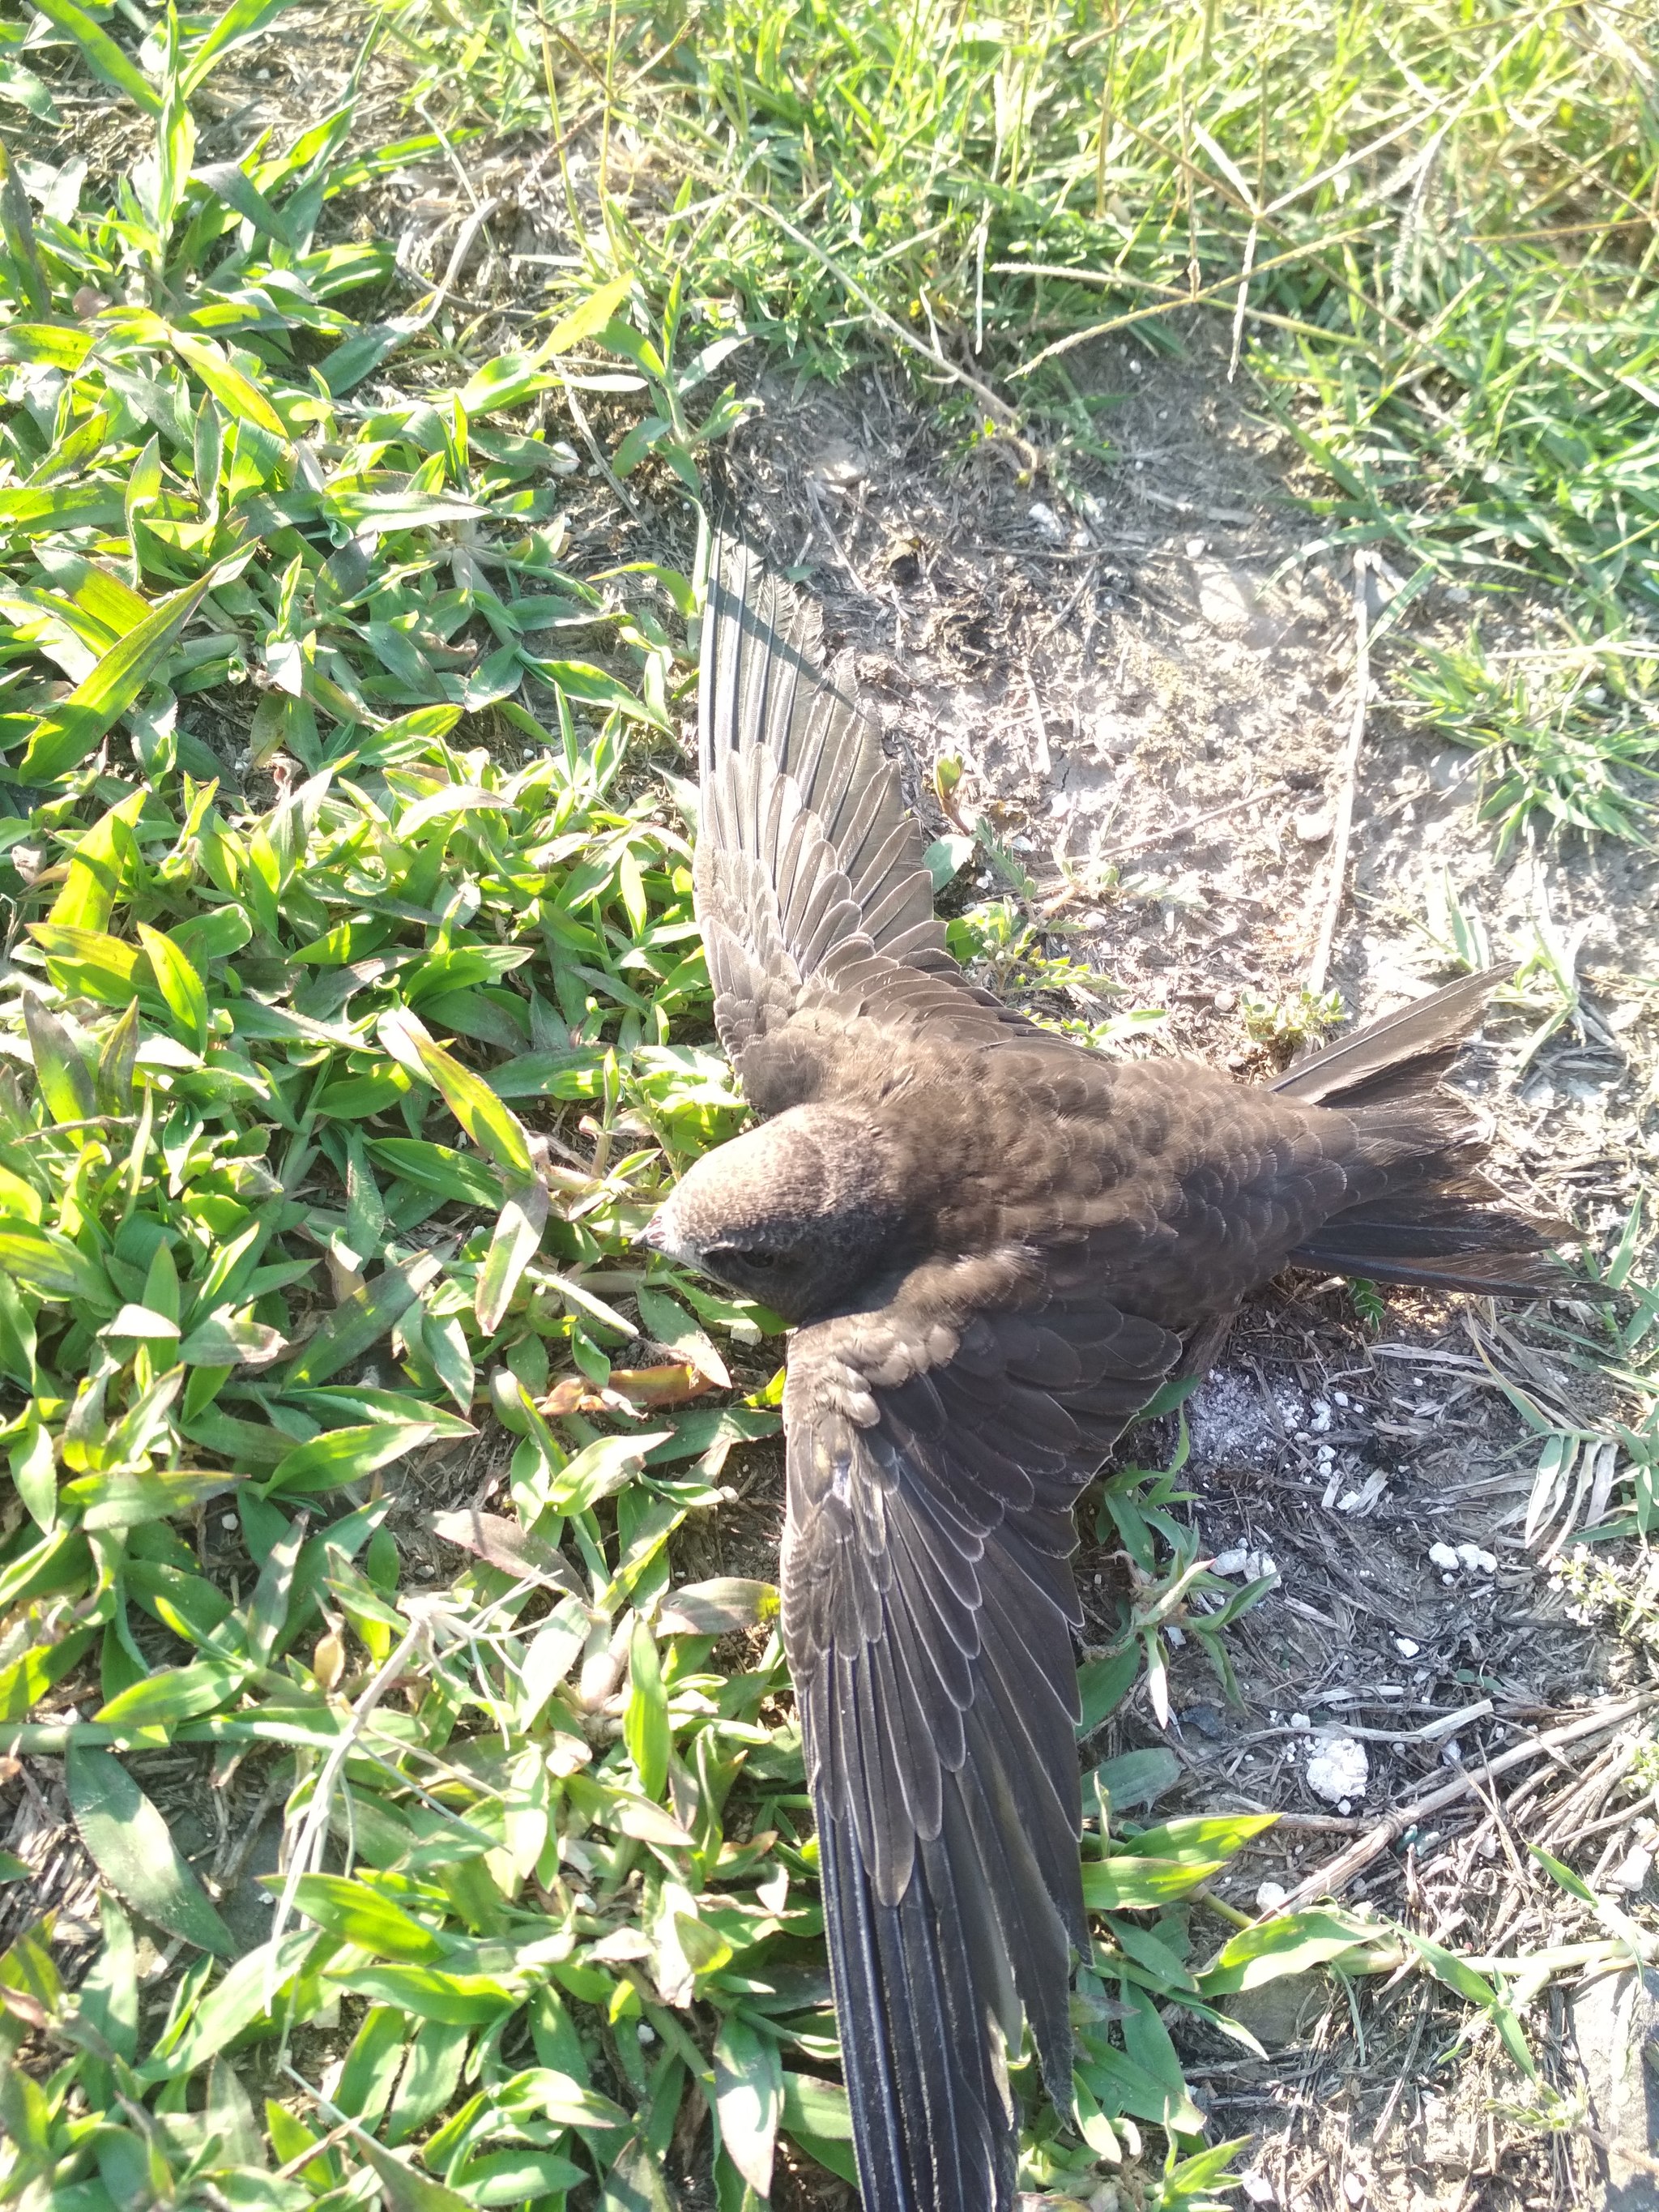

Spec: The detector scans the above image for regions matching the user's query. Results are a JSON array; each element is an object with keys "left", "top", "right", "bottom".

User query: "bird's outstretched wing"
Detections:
[
  {"left": 696, "top": 534, "right": 1039, "bottom": 1112},
  {"left": 783, "top": 1268, "right": 1180, "bottom": 2212}
]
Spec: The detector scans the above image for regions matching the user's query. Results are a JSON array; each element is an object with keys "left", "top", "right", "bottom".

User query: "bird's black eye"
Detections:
[{"left": 712, "top": 1244, "right": 776, "bottom": 1270}]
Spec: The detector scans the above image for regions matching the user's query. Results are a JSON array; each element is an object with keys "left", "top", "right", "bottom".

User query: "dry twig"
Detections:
[
  {"left": 1270, "top": 1693, "right": 1659, "bottom": 1920},
  {"left": 1042, "top": 779, "right": 1290, "bottom": 916},
  {"left": 1306, "top": 552, "right": 1371, "bottom": 996}
]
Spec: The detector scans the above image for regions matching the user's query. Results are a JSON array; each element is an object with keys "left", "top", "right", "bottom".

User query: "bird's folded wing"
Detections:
[
  {"left": 783, "top": 1286, "right": 1179, "bottom": 2212},
  {"left": 696, "top": 535, "right": 1036, "bottom": 1105}
]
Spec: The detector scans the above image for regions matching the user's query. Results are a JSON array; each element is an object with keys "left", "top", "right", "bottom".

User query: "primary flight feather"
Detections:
[{"left": 640, "top": 535, "right": 1582, "bottom": 2212}]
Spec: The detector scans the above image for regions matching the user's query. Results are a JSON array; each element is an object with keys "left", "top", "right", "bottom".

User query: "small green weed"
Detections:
[
  {"left": 947, "top": 897, "right": 1168, "bottom": 1050},
  {"left": 1239, "top": 986, "right": 1346, "bottom": 1050},
  {"left": 1087, "top": 1410, "right": 1278, "bottom": 1728},
  {"left": 1404, "top": 632, "right": 1659, "bottom": 854}
]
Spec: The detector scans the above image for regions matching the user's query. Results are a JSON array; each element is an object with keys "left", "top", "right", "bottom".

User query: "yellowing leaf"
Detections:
[
  {"left": 19, "top": 578, "right": 216, "bottom": 786},
  {"left": 475, "top": 1179, "right": 548, "bottom": 1334},
  {"left": 49, "top": 791, "right": 147, "bottom": 930},
  {"left": 544, "top": 274, "right": 634, "bottom": 355},
  {"left": 168, "top": 330, "right": 288, "bottom": 438},
  {"left": 265, "top": 1421, "right": 437, "bottom": 1497},
  {"left": 289, "top": 1874, "right": 446, "bottom": 1962},
  {"left": 377, "top": 1008, "right": 535, "bottom": 1176}
]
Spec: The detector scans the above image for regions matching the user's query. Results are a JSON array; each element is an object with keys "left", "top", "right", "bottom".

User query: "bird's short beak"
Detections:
[{"left": 639, "top": 1199, "right": 697, "bottom": 1268}]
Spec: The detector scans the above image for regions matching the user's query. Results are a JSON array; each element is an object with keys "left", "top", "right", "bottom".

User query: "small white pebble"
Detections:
[
  {"left": 1427, "top": 1541, "right": 1461, "bottom": 1571},
  {"left": 220, "top": 1514, "right": 238, "bottom": 1531},
  {"left": 1442, "top": 1572, "right": 1456, "bottom": 1586},
  {"left": 1184, "top": 535, "right": 1207, "bottom": 557},
  {"left": 1254, "top": 1881, "right": 1289, "bottom": 1911},
  {"left": 1241, "top": 2178, "right": 1276, "bottom": 2208},
  {"left": 1309, "top": 1399, "right": 1333, "bottom": 1433},
  {"left": 1455, "top": 1544, "right": 1497, "bottom": 1574},
  {"left": 1608, "top": 1847, "right": 1653, "bottom": 1893},
  {"left": 1441, "top": 1740, "right": 1463, "bottom": 1766},
  {"left": 1211, "top": 1547, "right": 1277, "bottom": 1581},
  {"left": 1333, "top": 1390, "right": 1350, "bottom": 1407},
  {"left": 1290, "top": 1712, "right": 1311, "bottom": 1732},
  {"left": 1306, "top": 1734, "right": 1369, "bottom": 1804},
  {"left": 1344, "top": 2176, "right": 1365, "bottom": 2208},
  {"left": 1165, "top": 1625, "right": 1186, "bottom": 1647},
  {"left": 1396, "top": 1637, "right": 1421, "bottom": 1659}
]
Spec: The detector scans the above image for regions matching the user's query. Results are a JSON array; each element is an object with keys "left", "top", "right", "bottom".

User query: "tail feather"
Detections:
[
  {"left": 1273, "top": 965, "right": 1515, "bottom": 1108},
  {"left": 1275, "top": 967, "right": 1601, "bottom": 1297}
]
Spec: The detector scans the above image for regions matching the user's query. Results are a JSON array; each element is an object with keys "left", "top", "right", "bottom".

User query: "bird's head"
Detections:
[{"left": 638, "top": 1106, "right": 905, "bottom": 1326}]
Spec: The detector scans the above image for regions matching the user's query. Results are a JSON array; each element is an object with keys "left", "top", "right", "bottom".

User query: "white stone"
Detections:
[
  {"left": 1289, "top": 1712, "right": 1311, "bottom": 1732},
  {"left": 1255, "top": 1881, "right": 1290, "bottom": 1911},
  {"left": 1028, "top": 502, "right": 1068, "bottom": 545},
  {"left": 1306, "top": 1734, "right": 1369, "bottom": 1804},
  {"left": 1427, "top": 1541, "right": 1462, "bottom": 1571},
  {"left": 1456, "top": 1543, "right": 1497, "bottom": 1574},
  {"left": 1310, "top": 1400, "right": 1333, "bottom": 1432},
  {"left": 1212, "top": 1546, "right": 1277, "bottom": 1580},
  {"left": 1609, "top": 1847, "right": 1653, "bottom": 1894},
  {"left": 1241, "top": 2179, "right": 1276, "bottom": 2207},
  {"left": 1395, "top": 1637, "right": 1421, "bottom": 1659}
]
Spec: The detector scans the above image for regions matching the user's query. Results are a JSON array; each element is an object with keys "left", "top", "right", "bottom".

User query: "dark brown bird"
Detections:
[{"left": 640, "top": 539, "right": 1583, "bottom": 2212}]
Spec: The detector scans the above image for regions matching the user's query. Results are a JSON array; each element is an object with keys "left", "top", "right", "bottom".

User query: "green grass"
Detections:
[
  {"left": 0, "top": 2, "right": 1653, "bottom": 2208},
  {"left": 379, "top": 0, "right": 1659, "bottom": 843}
]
